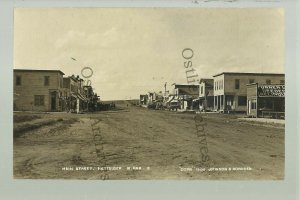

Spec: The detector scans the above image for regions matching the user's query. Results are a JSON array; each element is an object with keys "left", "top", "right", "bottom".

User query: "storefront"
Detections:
[{"left": 247, "top": 83, "right": 285, "bottom": 119}]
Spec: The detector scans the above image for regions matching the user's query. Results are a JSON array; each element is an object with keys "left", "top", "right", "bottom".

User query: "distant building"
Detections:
[
  {"left": 213, "top": 72, "right": 285, "bottom": 113},
  {"left": 146, "top": 91, "right": 164, "bottom": 109},
  {"left": 14, "top": 69, "right": 64, "bottom": 112},
  {"left": 139, "top": 94, "right": 148, "bottom": 106},
  {"left": 147, "top": 92, "right": 163, "bottom": 104},
  {"left": 62, "top": 75, "right": 88, "bottom": 113},
  {"left": 62, "top": 76, "right": 78, "bottom": 112},
  {"left": 173, "top": 84, "right": 199, "bottom": 110},
  {"left": 247, "top": 83, "right": 285, "bottom": 119},
  {"left": 199, "top": 78, "right": 214, "bottom": 111},
  {"left": 83, "top": 85, "right": 98, "bottom": 111}
]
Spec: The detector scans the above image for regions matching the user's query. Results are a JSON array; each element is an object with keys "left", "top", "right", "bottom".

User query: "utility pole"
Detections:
[{"left": 164, "top": 82, "right": 167, "bottom": 96}]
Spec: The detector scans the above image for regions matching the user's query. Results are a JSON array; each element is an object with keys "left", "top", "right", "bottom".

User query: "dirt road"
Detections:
[{"left": 13, "top": 102, "right": 284, "bottom": 180}]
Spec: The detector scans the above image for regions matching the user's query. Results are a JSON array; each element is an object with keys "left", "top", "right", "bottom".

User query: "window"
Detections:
[
  {"left": 214, "top": 96, "right": 217, "bottom": 106},
  {"left": 34, "top": 95, "right": 45, "bottom": 106},
  {"left": 238, "top": 96, "right": 247, "bottom": 106},
  {"left": 201, "top": 86, "right": 203, "bottom": 95},
  {"left": 249, "top": 79, "right": 255, "bottom": 84},
  {"left": 58, "top": 78, "right": 60, "bottom": 87},
  {"left": 251, "top": 100, "right": 257, "bottom": 109},
  {"left": 220, "top": 95, "right": 223, "bottom": 106},
  {"left": 16, "top": 75, "right": 21, "bottom": 86},
  {"left": 266, "top": 79, "right": 271, "bottom": 84},
  {"left": 44, "top": 76, "right": 50, "bottom": 86},
  {"left": 280, "top": 80, "right": 285, "bottom": 85},
  {"left": 235, "top": 79, "right": 240, "bottom": 89}
]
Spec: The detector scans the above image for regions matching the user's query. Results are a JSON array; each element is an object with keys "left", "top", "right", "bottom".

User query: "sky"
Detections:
[{"left": 14, "top": 8, "right": 284, "bottom": 100}]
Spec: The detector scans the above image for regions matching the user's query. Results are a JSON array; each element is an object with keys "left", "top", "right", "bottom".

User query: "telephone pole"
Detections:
[{"left": 164, "top": 82, "right": 167, "bottom": 96}]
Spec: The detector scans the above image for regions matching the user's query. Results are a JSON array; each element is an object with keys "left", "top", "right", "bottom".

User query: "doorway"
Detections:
[
  {"left": 50, "top": 91, "right": 57, "bottom": 111},
  {"left": 248, "top": 100, "right": 251, "bottom": 114}
]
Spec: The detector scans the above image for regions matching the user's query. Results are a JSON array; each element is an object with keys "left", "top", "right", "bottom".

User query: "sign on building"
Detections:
[{"left": 257, "top": 85, "right": 285, "bottom": 97}]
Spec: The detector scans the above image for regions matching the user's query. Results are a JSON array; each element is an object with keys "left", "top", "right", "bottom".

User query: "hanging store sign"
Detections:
[
  {"left": 257, "top": 85, "right": 285, "bottom": 97},
  {"left": 81, "top": 67, "right": 93, "bottom": 86}
]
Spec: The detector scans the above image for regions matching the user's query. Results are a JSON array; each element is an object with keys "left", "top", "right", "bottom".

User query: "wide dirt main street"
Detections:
[{"left": 13, "top": 101, "right": 284, "bottom": 180}]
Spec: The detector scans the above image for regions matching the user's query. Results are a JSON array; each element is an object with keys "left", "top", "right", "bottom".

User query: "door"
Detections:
[
  {"left": 248, "top": 100, "right": 251, "bottom": 114},
  {"left": 50, "top": 91, "right": 57, "bottom": 111}
]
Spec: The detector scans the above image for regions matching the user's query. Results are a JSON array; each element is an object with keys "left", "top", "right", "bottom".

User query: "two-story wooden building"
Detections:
[
  {"left": 62, "top": 75, "right": 88, "bottom": 113},
  {"left": 199, "top": 78, "right": 214, "bottom": 111},
  {"left": 14, "top": 69, "right": 64, "bottom": 112},
  {"left": 213, "top": 72, "right": 284, "bottom": 113}
]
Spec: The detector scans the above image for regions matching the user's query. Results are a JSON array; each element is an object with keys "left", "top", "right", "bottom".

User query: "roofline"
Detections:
[
  {"left": 246, "top": 83, "right": 258, "bottom": 86},
  {"left": 174, "top": 84, "right": 199, "bottom": 86},
  {"left": 14, "top": 69, "right": 65, "bottom": 75},
  {"left": 69, "top": 75, "right": 84, "bottom": 81},
  {"left": 199, "top": 78, "right": 213, "bottom": 81},
  {"left": 213, "top": 72, "right": 284, "bottom": 77},
  {"left": 246, "top": 83, "right": 285, "bottom": 86},
  {"left": 67, "top": 76, "right": 79, "bottom": 82}
]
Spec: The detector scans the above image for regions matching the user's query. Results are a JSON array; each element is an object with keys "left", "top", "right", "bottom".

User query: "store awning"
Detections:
[
  {"left": 71, "top": 93, "right": 77, "bottom": 98},
  {"left": 166, "top": 96, "right": 175, "bottom": 103},
  {"left": 170, "top": 100, "right": 179, "bottom": 103},
  {"left": 70, "top": 93, "right": 87, "bottom": 101},
  {"left": 77, "top": 94, "right": 86, "bottom": 101}
]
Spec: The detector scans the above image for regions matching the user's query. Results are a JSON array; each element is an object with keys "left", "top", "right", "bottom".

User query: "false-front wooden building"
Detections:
[{"left": 14, "top": 69, "right": 64, "bottom": 112}]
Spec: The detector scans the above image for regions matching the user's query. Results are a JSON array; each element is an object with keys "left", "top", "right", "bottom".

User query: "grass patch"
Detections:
[
  {"left": 14, "top": 120, "right": 57, "bottom": 138},
  {"left": 14, "top": 115, "right": 41, "bottom": 123},
  {"left": 14, "top": 118, "right": 79, "bottom": 138}
]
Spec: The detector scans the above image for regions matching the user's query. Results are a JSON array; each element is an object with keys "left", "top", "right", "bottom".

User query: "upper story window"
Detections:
[
  {"left": 249, "top": 79, "right": 255, "bottom": 84},
  {"left": 16, "top": 75, "right": 22, "bottom": 86},
  {"left": 266, "top": 79, "right": 271, "bottom": 84},
  {"left": 71, "top": 84, "right": 75, "bottom": 92},
  {"left": 61, "top": 78, "right": 63, "bottom": 87},
  {"left": 280, "top": 80, "right": 285, "bottom": 85},
  {"left": 44, "top": 76, "right": 50, "bottom": 86},
  {"left": 235, "top": 79, "right": 240, "bottom": 89},
  {"left": 201, "top": 86, "right": 203, "bottom": 95}
]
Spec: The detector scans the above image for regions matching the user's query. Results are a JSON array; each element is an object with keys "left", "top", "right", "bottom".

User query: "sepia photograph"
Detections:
[{"left": 13, "top": 8, "right": 285, "bottom": 180}]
